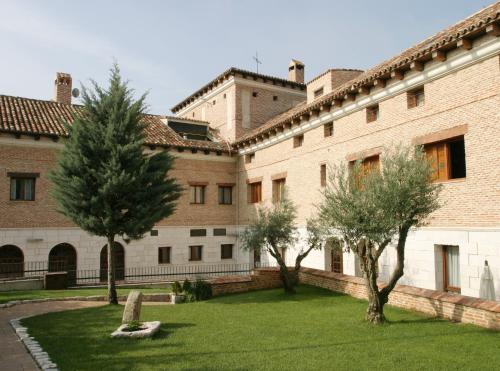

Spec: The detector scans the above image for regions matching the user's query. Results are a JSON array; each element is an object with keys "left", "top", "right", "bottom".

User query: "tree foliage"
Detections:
[
  {"left": 50, "top": 65, "right": 181, "bottom": 303},
  {"left": 319, "top": 145, "right": 441, "bottom": 323},
  {"left": 240, "top": 190, "right": 326, "bottom": 293}
]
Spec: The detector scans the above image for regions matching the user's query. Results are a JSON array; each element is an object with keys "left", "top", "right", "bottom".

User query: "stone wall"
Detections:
[
  {"left": 210, "top": 267, "right": 282, "bottom": 296},
  {"left": 299, "top": 267, "right": 500, "bottom": 330}
]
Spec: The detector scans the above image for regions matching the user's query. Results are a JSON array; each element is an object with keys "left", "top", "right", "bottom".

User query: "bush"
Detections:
[
  {"left": 126, "top": 320, "right": 143, "bottom": 332},
  {"left": 183, "top": 278, "right": 212, "bottom": 302},
  {"left": 182, "top": 279, "right": 192, "bottom": 293},
  {"left": 172, "top": 281, "right": 182, "bottom": 295},
  {"left": 192, "top": 278, "right": 212, "bottom": 301}
]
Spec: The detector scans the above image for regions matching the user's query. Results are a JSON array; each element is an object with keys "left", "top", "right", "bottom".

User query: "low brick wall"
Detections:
[
  {"left": 210, "top": 268, "right": 283, "bottom": 296},
  {"left": 299, "top": 267, "right": 500, "bottom": 330},
  {"left": 0, "top": 278, "right": 44, "bottom": 292}
]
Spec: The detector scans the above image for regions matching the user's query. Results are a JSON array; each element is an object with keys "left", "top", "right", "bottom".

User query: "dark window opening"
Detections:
[
  {"left": 190, "top": 185, "right": 205, "bottom": 204},
  {"left": 150, "top": 230, "right": 158, "bottom": 236},
  {"left": 366, "top": 104, "right": 379, "bottom": 123},
  {"left": 293, "top": 134, "right": 304, "bottom": 148},
  {"left": 189, "top": 245, "right": 203, "bottom": 261},
  {"left": 252, "top": 92, "right": 258, "bottom": 98},
  {"left": 218, "top": 186, "right": 232, "bottom": 205},
  {"left": 245, "top": 153, "right": 255, "bottom": 164},
  {"left": 248, "top": 182, "right": 262, "bottom": 203},
  {"left": 10, "top": 177, "right": 36, "bottom": 201},
  {"left": 324, "top": 122, "right": 333, "bottom": 137},
  {"left": 273, "top": 95, "right": 278, "bottom": 101},
  {"left": 449, "top": 138, "right": 466, "bottom": 179},
  {"left": 214, "top": 228, "right": 226, "bottom": 236},
  {"left": 190, "top": 229, "right": 207, "bottom": 237},
  {"left": 314, "top": 87, "right": 324, "bottom": 98},
  {"left": 221, "top": 244, "right": 233, "bottom": 259},
  {"left": 320, "top": 164, "right": 327, "bottom": 187},
  {"left": 407, "top": 87, "right": 425, "bottom": 108},
  {"left": 158, "top": 246, "right": 171, "bottom": 264}
]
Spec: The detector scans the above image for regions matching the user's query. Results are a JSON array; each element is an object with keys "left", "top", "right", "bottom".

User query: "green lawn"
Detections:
[
  {"left": 0, "top": 286, "right": 171, "bottom": 304},
  {"left": 22, "top": 285, "right": 499, "bottom": 371}
]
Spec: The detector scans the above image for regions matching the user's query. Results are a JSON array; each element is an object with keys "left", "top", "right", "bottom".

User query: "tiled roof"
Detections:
[
  {"left": 0, "top": 95, "right": 231, "bottom": 152},
  {"left": 235, "top": 2, "right": 500, "bottom": 145},
  {"left": 170, "top": 67, "right": 306, "bottom": 113}
]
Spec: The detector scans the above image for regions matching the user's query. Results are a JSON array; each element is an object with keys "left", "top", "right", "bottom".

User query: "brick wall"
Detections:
[
  {"left": 299, "top": 267, "right": 500, "bottom": 330},
  {"left": 210, "top": 267, "right": 282, "bottom": 296}
]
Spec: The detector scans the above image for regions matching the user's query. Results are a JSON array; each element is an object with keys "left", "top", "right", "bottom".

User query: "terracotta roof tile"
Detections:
[
  {"left": 235, "top": 2, "right": 500, "bottom": 145},
  {"left": 0, "top": 95, "right": 232, "bottom": 152}
]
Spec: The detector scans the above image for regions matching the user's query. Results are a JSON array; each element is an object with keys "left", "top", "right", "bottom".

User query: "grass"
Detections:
[
  {"left": 22, "top": 285, "right": 499, "bottom": 371},
  {"left": 0, "top": 286, "right": 171, "bottom": 304}
]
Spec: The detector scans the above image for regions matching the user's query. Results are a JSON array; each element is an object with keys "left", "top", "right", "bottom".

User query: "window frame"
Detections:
[
  {"left": 8, "top": 173, "right": 38, "bottom": 201},
  {"left": 366, "top": 104, "right": 379, "bottom": 123},
  {"left": 320, "top": 164, "right": 327, "bottom": 188},
  {"left": 189, "top": 185, "right": 206, "bottom": 204},
  {"left": 218, "top": 185, "right": 233, "bottom": 205},
  {"left": 272, "top": 178, "right": 286, "bottom": 203},
  {"left": 323, "top": 121, "right": 333, "bottom": 138},
  {"left": 424, "top": 136, "right": 466, "bottom": 183},
  {"left": 407, "top": 87, "right": 425, "bottom": 109},
  {"left": 248, "top": 181, "right": 262, "bottom": 204},
  {"left": 442, "top": 245, "right": 460, "bottom": 293},
  {"left": 189, "top": 245, "right": 203, "bottom": 261},
  {"left": 158, "top": 246, "right": 171, "bottom": 264},
  {"left": 221, "top": 244, "right": 233, "bottom": 260},
  {"left": 293, "top": 134, "right": 304, "bottom": 148}
]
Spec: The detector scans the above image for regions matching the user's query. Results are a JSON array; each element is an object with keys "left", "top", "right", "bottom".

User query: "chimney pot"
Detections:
[
  {"left": 288, "top": 59, "right": 305, "bottom": 84},
  {"left": 54, "top": 72, "right": 72, "bottom": 105}
]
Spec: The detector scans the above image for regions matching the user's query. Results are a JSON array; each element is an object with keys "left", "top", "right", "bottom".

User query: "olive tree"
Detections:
[
  {"left": 240, "top": 190, "right": 326, "bottom": 294},
  {"left": 318, "top": 145, "right": 441, "bottom": 323}
]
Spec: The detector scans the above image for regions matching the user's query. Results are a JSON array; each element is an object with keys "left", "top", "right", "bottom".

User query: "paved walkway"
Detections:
[{"left": 0, "top": 301, "right": 106, "bottom": 371}]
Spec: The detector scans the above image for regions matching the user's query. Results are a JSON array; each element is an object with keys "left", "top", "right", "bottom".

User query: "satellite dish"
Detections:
[{"left": 71, "top": 88, "right": 80, "bottom": 98}]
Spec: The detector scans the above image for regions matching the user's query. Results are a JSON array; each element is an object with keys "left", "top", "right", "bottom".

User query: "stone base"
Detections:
[{"left": 111, "top": 321, "right": 161, "bottom": 338}]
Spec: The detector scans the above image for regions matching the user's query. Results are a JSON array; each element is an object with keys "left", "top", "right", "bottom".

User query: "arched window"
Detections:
[
  {"left": 100, "top": 242, "right": 125, "bottom": 282},
  {"left": 49, "top": 243, "right": 77, "bottom": 285},
  {"left": 0, "top": 245, "right": 24, "bottom": 278}
]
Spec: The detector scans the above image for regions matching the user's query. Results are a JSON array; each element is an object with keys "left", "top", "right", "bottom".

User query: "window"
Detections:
[
  {"left": 9, "top": 174, "right": 36, "bottom": 201},
  {"left": 407, "top": 87, "right": 425, "bottom": 109},
  {"left": 223, "top": 93, "right": 226, "bottom": 99},
  {"left": 213, "top": 228, "right": 226, "bottom": 236},
  {"left": 273, "top": 95, "right": 278, "bottom": 101},
  {"left": 212, "top": 100, "right": 216, "bottom": 105},
  {"left": 245, "top": 153, "right": 255, "bottom": 164},
  {"left": 218, "top": 186, "right": 232, "bottom": 205},
  {"left": 293, "top": 134, "right": 304, "bottom": 148},
  {"left": 324, "top": 122, "right": 333, "bottom": 137},
  {"left": 351, "top": 155, "right": 380, "bottom": 187},
  {"left": 192, "top": 112, "right": 195, "bottom": 117},
  {"left": 150, "top": 230, "right": 158, "bottom": 236},
  {"left": 190, "top": 229, "right": 207, "bottom": 237},
  {"left": 366, "top": 104, "right": 379, "bottom": 123},
  {"left": 424, "top": 137, "right": 466, "bottom": 182},
  {"left": 314, "top": 87, "right": 324, "bottom": 98},
  {"left": 320, "top": 164, "right": 327, "bottom": 187},
  {"left": 252, "top": 92, "right": 258, "bottom": 98},
  {"left": 272, "top": 178, "right": 286, "bottom": 203},
  {"left": 248, "top": 182, "right": 262, "bottom": 203},
  {"left": 442, "top": 245, "right": 460, "bottom": 293},
  {"left": 158, "top": 246, "right": 171, "bottom": 264},
  {"left": 190, "top": 185, "right": 205, "bottom": 204},
  {"left": 221, "top": 244, "right": 233, "bottom": 259},
  {"left": 189, "top": 245, "right": 203, "bottom": 261}
]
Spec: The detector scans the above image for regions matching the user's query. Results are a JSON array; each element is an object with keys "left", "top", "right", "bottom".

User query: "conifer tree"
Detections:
[{"left": 50, "top": 65, "right": 181, "bottom": 304}]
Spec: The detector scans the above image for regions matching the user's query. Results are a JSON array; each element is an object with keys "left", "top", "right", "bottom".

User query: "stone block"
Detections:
[
  {"left": 44, "top": 272, "right": 68, "bottom": 290},
  {"left": 122, "top": 290, "right": 143, "bottom": 324}
]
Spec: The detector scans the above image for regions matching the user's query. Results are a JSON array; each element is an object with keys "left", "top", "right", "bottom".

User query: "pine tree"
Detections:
[{"left": 50, "top": 65, "right": 181, "bottom": 304}]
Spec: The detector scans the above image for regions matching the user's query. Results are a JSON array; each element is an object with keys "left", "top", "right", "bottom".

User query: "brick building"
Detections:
[{"left": 0, "top": 4, "right": 499, "bottom": 299}]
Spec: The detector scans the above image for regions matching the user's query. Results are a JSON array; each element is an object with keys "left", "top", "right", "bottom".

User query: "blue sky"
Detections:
[{"left": 0, "top": 0, "right": 492, "bottom": 114}]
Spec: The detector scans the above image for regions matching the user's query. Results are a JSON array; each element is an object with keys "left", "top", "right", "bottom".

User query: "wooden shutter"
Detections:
[{"left": 425, "top": 142, "right": 448, "bottom": 181}]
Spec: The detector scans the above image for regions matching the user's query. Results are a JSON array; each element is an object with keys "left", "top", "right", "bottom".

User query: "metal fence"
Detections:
[{"left": 0, "top": 261, "right": 277, "bottom": 287}]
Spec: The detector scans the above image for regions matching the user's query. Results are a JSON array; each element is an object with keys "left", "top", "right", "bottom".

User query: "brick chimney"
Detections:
[
  {"left": 288, "top": 59, "right": 305, "bottom": 84},
  {"left": 54, "top": 72, "right": 72, "bottom": 105}
]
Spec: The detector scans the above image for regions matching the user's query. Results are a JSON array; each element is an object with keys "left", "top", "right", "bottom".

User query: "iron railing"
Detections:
[{"left": 0, "top": 261, "right": 277, "bottom": 286}]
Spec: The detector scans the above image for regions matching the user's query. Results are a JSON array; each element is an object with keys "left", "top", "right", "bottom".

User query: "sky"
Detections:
[{"left": 0, "top": 0, "right": 493, "bottom": 115}]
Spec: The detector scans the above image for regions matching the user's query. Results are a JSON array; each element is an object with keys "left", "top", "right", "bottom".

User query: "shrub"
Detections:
[
  {"left": 126, "top": 320, "right": 143, "bottom": 332},
  {"left": 192, "top": 278, "right": 212, "bottom": 301},
  {"left": 172, "top": 281, "right": 182, "bottom": 295},
  {"left": 182, "top": 279, "right": 192, "bottom": 293}
]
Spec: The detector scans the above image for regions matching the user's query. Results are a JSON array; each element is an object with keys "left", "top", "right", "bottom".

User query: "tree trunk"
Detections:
[
  {"left": 107, "top": 236, "right": 118, "bottom": 304},
  {"left": 360, "top": 245, "right": 386, "bottom": 324},
  {"left": 277, "top": 259, "right": 295, "bottom": 294}
]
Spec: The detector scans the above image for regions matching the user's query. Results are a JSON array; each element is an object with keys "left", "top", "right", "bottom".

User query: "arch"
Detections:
[
  {"left": 0, "top": 244, "right": 24, "bottom": 278},
  {"left": 49, "top": 243, "right": 77, "bottom": 285},
  {"left": 100, "top": 242, "right": 125, "bottom": 282}
]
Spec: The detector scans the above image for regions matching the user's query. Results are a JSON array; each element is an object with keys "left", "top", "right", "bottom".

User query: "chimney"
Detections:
[
  {"left": 54, "top": 72, "right": 72, "bottom": 105},
  {"left": 288, "top": 59, "right": 305, "bottom": 84}
]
